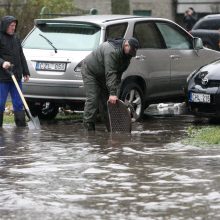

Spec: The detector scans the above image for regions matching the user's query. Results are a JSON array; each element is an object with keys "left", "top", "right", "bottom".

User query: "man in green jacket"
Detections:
[{"left": 81, "top": 37, "right": 139, "bottom": 131}]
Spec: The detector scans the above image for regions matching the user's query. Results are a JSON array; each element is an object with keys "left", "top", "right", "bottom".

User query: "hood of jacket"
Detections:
[
  {"left": 0, "top": 15, "right": 18, "bottom": 34},
  {"left": 108, "top": 38, "right": 124, "bottom": 49},
  {"left": 108, "top": 38, "right": 133, "bottom": 58}
]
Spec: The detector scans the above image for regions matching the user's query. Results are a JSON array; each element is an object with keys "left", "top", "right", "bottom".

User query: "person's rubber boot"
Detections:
[
  {"left": 0, "top": 112, "right": 3, "bottom": 127},
  {"left": 83, "top": 122, "right": 95, "bottom": 131},
  {"left": 14, "top": 111, "right": 26, "bottom": 127}
]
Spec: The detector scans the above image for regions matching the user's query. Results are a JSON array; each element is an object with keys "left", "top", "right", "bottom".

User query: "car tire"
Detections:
[
  {"left": 29, "top": 102, "right": 59, "bottom": 120},
  {"left": 120, "top": 83, "right": 144, "bottom": 121}
]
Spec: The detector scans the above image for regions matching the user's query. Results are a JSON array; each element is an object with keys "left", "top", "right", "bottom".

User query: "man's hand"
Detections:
[
  {"left": 23, "top": 75, "right": 30, "bottom": 82},
  {"left": 2, "top": 61, "right": 11, "bottom": 69},
  {"left": 108, "top": 95, "right": 118, "bottom": 104}
]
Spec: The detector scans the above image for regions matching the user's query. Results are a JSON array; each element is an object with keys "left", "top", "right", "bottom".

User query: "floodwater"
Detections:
[{"left": 1, "top": 104, "right": 220, "bottom": 220}]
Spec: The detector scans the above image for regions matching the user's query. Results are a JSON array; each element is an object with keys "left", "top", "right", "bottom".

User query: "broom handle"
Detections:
[{"left": 11, "top": 74, "right": 30, "bottom": 111}]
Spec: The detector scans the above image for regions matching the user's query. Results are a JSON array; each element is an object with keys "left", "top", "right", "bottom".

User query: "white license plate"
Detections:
[
  {"left": 190, "top": 92, "right": 211, "bottom": 103},
  {"left": 36, "top": 62, "right": 66, "bottom": 72}
]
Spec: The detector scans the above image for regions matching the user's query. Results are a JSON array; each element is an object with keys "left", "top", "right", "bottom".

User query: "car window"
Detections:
[
  {"left": 156, "top": 22, "right": 192, "bottom": 49},
  {"left": 105, "top": 23, "right": 128, "bottom": 40},
  {"left": 193, "top": 19, "right": 220, "bottom": 30},
  {"left": 23, "top": 23, "right": 101, "bottom": 51},
  {"left": 133, "top": 21, "right": 164, "bottom": 49}
]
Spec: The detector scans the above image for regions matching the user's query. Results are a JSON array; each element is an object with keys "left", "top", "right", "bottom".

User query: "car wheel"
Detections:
[
  {"left": 29, "top": 102, "right": 59, "bottom": 120},
  {"left": 120, "top": 83, "right": 144, "bottom": 121}
]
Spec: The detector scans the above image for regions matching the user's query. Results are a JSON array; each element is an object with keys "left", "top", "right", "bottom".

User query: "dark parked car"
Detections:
[
  {"left": 187, "top": 59, "right": 220, "bottom": 118},
  {"left": 190, "top": 14, "right": 220, "bottom": 50},
  {"left": 22, "top": 15, "right": 220, "bottom": 120}
]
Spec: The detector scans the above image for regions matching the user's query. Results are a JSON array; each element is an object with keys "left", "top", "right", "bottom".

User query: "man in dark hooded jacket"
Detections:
[
  {"left": 0, "top": 15, "right": 30, "bottom": 127},
  {"left": 81, "top": 37, "right": 139, "bottom": 131},
  {"left": 183, "top": 7, "right": 198, "bottom": 31}
]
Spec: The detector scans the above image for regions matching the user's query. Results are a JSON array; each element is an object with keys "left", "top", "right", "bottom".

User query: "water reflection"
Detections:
[{"left": 0, "top": 106, "right": 220, "bottom": 219}]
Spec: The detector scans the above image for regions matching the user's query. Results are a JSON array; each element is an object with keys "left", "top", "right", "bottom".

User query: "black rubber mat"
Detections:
[{"left": 107, "top": 100, "right": 131, "bottom": 133}]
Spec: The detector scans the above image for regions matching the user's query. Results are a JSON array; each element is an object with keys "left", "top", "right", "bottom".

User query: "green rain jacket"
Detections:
[{"left": 84, "top": 39, "right": 132, "bottom": 96}]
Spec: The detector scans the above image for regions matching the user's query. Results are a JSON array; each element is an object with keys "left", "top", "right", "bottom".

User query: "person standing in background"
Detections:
[
  {"left": 0, "top": 15, "right": 30, "bottom": 127},
  {"left": 183, "top": 7, "right": 198, "bottom": 31}
]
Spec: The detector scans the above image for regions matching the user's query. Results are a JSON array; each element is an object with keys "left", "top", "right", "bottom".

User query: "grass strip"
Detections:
[
  {"left": 184, "top": 125, "right": 220, "bottom": 146},
  {"left": 3, "top": 101, "right": 83, "bottom": 124}
]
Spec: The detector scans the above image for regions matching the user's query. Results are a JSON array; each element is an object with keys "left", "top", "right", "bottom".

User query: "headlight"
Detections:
[
  {"left": 193, "top": 71, "right": 209, "bottom": 85},
  {"left": 198, "top": 71, "right": 208, "bottom": 79}
]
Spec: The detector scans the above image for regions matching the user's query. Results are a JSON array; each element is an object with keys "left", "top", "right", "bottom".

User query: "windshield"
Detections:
[{"left": 23, "top": 22, "right": 101, "bottom": 51}]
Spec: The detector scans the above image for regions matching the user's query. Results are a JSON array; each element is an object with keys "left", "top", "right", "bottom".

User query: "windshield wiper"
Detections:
[{"left": 39, "top": 34, "right": 57, "bottom": 53}]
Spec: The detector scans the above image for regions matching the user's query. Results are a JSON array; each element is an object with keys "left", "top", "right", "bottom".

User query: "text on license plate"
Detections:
[
  {"left": 36, "top": 62, "right": 66, "bottom": 72},
  {"left": 190, "top": 92, "right": 211, "bottom": 103}
]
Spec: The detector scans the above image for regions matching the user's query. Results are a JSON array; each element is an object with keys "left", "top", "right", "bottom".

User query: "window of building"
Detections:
[{"left": 133, "top": 10, "right": 151, "bottom": 16}]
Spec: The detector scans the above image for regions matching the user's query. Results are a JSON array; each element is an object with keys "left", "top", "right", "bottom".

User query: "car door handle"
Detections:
[
  {"left": 135, "top": 55, "right": 146, "bottom": 61},
  {"left": 170, "top": 55, "right": 181, "bottom": 60}
]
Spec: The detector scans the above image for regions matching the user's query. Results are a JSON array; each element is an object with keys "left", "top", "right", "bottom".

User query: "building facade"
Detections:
[
  {"left": 74, "top": 0, "right": 220, "bottom": 22},
  {"left": 74, "top": 0, "right": 175, "bottom": 20},
  {"left": 74, "top": 0, "right": 112, "bottom": 15},
  {"left": 177, "top": 0, "right": 220, "bottom": 14},
  {"left": 130, "top": 0, "right": 175, "bottom": 20},
  {"left": 1, "top": 0, "right": 220, "bottom": 23}
]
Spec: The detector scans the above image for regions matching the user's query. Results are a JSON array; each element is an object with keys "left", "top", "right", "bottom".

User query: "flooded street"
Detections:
[{"left": 1, "top": 105, "right": 220, "bottom": 220}]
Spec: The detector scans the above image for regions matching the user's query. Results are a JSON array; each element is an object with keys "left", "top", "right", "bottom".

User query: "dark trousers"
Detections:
[{"left": 81, "top": 63, "right": 109, "bottom": 129}]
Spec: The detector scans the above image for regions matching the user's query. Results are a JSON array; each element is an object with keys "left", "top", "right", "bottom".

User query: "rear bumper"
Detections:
[{"left": 23, "top": 81, "right": 85, "bottom": 101}]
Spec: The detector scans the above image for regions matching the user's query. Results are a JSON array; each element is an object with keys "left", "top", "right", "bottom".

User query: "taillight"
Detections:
[{"left": 74, "top": 61, "right": 83, "bottom": 72}]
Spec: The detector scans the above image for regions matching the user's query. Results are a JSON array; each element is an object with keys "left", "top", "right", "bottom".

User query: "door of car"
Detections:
[
  {"left": 131, "top": 21, "right": 172, "bottom": 99},
  {"left": 155, "top": 21, "right": 220, "bottom": 96}
]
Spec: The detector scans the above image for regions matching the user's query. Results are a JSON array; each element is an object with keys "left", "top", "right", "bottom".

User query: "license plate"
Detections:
[
  {"left": 189, "top": 92, "right": 211, "bottom": 103},
  {"left": 36, "top": 62, "right": 66, "bottom": 72}
]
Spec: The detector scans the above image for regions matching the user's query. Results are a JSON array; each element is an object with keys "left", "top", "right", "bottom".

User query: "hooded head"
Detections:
[
  {"left": 0, "top": 15, "right": 18, "bottom": 35},
  {"left": 123, "top": 37, "right": 140, "bottom": 57},
  {"left": 128, "top": 37, "right": 139, "bottom": 56}
]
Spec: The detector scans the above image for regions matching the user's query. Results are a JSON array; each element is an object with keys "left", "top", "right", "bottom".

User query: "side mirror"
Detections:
[{"left": 193, "top": 37, "right": 203, "bottom": 50}]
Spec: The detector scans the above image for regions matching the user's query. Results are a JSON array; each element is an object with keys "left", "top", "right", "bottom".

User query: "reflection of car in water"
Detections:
[
  {"left": 22, "top": 15, "right": 220, "bottom": 120},
  {"left": 186, "top": 59, "right": 220, "bottom": 118}
]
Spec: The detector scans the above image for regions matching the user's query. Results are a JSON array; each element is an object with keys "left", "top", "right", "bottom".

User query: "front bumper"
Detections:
[{"left": 187, "top": 85, "right": 220, "bottom": 117}]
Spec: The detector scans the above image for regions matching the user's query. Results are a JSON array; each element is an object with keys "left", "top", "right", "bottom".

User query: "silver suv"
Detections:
[{"left": 22, "top": 15, "right": 220, "bottom": 120}]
